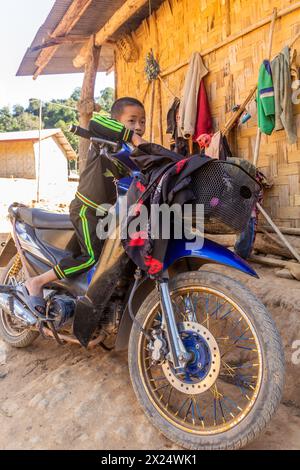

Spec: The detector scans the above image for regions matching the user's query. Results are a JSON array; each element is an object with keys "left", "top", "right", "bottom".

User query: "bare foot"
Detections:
[{"left": 25, "top": 278, "right": 43, "bottom": 298}]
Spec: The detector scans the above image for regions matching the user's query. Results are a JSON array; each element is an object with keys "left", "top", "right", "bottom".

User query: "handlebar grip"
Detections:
[{"left": 69, "top": 124, "right": 91, "bottom": 140}]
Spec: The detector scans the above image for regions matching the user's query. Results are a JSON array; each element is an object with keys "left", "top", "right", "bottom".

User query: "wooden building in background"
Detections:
[
  {"left": 0, "top": 129, "right": 76, "bottom": 184},
  {"left": 17, "top": 0, "right": 300, "bottom": 228}
]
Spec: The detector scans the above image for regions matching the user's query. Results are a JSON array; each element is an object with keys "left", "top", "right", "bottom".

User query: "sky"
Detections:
[{"left": 0, "top": 0, "right": 114, "bottom": 109}]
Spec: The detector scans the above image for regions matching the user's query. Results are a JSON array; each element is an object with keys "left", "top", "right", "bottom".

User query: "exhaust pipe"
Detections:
[{"left": 0, "top": 292, "right": 37, "bottom": 326}]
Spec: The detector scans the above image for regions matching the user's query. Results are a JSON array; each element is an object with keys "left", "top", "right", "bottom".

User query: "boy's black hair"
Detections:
[{"left": 111, "top": 97, "right": 145, "bottom": 119}]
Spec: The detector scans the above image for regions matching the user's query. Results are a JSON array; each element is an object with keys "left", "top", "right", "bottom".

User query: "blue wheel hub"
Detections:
[{"left": 182, "top": 331, "right": 211, "bottom": 382}]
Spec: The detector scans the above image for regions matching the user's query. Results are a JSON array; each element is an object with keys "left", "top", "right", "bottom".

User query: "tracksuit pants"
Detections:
[{"left": 53, "top": 198, "right": 103, "bottom": 279}]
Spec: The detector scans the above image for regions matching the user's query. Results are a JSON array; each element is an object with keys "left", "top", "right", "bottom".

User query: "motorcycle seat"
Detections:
[{"left": 15, "top": 206, "right": 73, "bottom": 230}]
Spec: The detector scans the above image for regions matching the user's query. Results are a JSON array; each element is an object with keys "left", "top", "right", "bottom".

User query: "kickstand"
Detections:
[
  {"left": 38, "top": 321, "right": 48, "bottom": 340},
  {"left": 47, "top": 321, "right": 64, "bottom": 346}
]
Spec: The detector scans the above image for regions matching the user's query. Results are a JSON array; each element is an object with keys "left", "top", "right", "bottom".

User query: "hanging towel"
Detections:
[
  {"left": 179, "top": 52, "right": 209, "bottom": 139},
  {"left": 257, "top": 60, "right": 275, "bottom": 135},
  {"left": 193, "top": 80, "right": 213, "bottom": 141},
  {"left": 271, "top": 46, "right": 297, "bottom": 144}
]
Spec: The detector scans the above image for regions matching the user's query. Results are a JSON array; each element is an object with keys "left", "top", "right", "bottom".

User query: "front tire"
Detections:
[
  {"left": 128, "top": 270, "right": 285, "bottom": 450},
  {"left": 0, "top": 255, "right": 39, "bottom": 348}
]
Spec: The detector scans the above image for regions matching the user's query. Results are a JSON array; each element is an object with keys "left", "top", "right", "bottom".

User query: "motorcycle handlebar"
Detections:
[
  {"left": 69, "top": 124, "right": 119, "bottom": 151},
  {"left": 69, "top": 124, "right": 92, "bottom": 140}
]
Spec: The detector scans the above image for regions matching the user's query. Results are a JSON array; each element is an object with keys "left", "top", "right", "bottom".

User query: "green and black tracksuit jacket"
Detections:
[{"left": 53, "top": 141, "right": 119, "bottom": 280}]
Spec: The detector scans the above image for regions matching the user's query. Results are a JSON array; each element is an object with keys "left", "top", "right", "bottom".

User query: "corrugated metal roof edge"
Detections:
[{"left": 0, "top": 129, "right": 77, "bottom": 160}]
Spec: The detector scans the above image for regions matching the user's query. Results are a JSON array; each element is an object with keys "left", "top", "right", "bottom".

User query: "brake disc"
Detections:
[{"left": 161, "top": 321, "right": 221, "bottom": 395}]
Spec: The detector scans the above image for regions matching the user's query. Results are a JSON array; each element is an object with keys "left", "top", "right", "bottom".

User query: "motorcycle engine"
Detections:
[
  {"left": 48, "top": 295, "right": 76, "bottom": 330},
  {"left": 100, "top": 300, "right": 122, "bottom": 335}
]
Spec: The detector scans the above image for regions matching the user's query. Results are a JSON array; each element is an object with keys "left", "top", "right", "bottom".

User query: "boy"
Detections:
[{"left": 22, "top": 97, "right": 146, "bottom": 314}]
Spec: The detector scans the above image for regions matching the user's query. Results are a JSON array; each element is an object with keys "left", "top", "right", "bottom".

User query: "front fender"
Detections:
[{"left": 164, "top": 237, "right": 258, "bottom": 278}]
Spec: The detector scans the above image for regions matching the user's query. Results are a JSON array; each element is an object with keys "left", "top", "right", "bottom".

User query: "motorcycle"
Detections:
[{"left": 0, "top": 127, "right": 284, "bottom": 450}]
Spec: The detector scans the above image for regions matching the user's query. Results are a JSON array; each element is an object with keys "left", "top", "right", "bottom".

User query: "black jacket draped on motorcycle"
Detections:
[{"left": 122, "top": 143, "right": 212, "bottom": 279}]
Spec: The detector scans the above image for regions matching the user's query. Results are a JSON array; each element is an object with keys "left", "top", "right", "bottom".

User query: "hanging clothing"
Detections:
[
  {"left": 257, "top": 60, "right": 275, "bottom": 135},
  {"left": 166, "top": 97, "right": 180, "bottom": 138},
  {"left": 204, "top": 131, "right": 232, "bottom": 161},
  {"left": 166, "top": 97, "right": 189, "bottom": 156},
  {"left": 122, "top": 143, "right": 212, "bottom": 278},
  {"left": 271, "top": 46, "right": 297, "bottom": 144},
  {"left": 179, "top": 52, "right": 209, "bottom": 139},
  {"left": 193, "top": 80, "right": 213, "bottom": 141}
]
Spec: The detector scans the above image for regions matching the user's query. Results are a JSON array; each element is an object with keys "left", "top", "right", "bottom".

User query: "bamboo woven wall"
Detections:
[
  {"left": 115, "top": 0, "right": 300, "bottom": 228},
  {"left": 0, "top": 141, "right": 35, "bottom": 179}
]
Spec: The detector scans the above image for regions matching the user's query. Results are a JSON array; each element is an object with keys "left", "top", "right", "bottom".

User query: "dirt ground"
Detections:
[
  {"left": 0, "top": 178, "right": 299, "bottom": 450},
  {"left": 0, "top": 177, "right": 76, "bottom": 235}
]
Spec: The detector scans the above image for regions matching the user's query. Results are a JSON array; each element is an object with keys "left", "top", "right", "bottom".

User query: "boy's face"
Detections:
[{"left": 118, "top": 105, "right": 146, "bottom": 137}]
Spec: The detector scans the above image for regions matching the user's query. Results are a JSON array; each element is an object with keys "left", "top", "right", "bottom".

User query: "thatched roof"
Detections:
[{"left": 17, "top": 0, "right": 164, "bottom": 77}]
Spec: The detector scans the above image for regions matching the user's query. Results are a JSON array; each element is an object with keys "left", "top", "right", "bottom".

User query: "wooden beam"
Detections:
[
  {"left": 30, "top": 35, "right": 90, "bottom": 52},
  {"left": 258, "top": 226, "right": 300, "bottom": 236},
  {"left": 249, "top": 254, "right": 292, "bottom": 268},
  {"left": 257, "top": 203, "right": 300, "bottom": 263},
  {"left": 160, "top": 1, "right": 300, "bottom": 78},
  {"left": 73, "top": 0, "right": 148, "bottom": 68},
  {"left": 78, "top": 37, "right": 101, "bottom": 173},
  {"left": 33, "top": 0, "right": 93, "bottom": 79}
]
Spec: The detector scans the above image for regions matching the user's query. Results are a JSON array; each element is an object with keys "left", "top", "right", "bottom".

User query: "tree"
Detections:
[
  {"left": 97, "top": 87, "right": 114, "bottom": 113},
  {"left": 0, "top": 107, "right": 17, "bottom": 131},
  {"left": 70, "top": 87, "right": 81, "bottom": 101},
  {"left": 15, "top": 112, "right": 39, "bottom": 131},
  {"left": 0, "top": 86, "right": 115, "bottom": 156},
  {"left": 25, "top": 99, "right": 41, "bottom": 117},
  {"left": 12, "top": 104, "right": 25, "bottom": 117}
]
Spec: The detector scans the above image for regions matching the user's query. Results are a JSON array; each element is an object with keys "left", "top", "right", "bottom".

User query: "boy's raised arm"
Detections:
[{"left": 89, "top": 114, "right": 147, "bottom": 147}]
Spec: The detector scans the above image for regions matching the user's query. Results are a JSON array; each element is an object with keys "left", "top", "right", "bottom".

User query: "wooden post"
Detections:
[
  {"left": 157, "top": 80, "right": 163, "bottom": 145},
  {"left": 77, "top": 37, "right": 101, "bottom": 173},
  {"left": 153, "top": 11, "right": 163, "bottom": 145},
  {"left": 149, "top": 80, "right": 156, "bottom": 143},
  {"left": 36, "top": 100, "right": 42, "bottom": 202},
  {"left": 223, "top": 0, "right": 231, "bottom": 39}
]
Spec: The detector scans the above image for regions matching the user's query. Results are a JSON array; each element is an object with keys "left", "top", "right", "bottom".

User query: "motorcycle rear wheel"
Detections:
[
  {"left": 128, "top": 270, "right": 285, "bottom": 450},
  {"left": 0, "top": 255, "right": 39, "bottom": 348}
]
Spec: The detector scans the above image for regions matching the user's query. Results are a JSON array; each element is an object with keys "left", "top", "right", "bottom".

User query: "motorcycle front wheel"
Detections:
[{"left": 128, "top": 270, "right": 285, "bottom": 450}]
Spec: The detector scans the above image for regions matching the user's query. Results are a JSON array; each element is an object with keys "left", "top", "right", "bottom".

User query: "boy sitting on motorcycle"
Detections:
[{"left": 22, "top": 97, "right": 147, "bottom": 315}]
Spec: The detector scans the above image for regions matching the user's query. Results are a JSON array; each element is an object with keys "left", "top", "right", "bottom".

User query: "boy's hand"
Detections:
[
  {"left": 89, "top": 114, "right": 134, "bottom": 143},
  {"left": 131, "top": 133, "right": 147, "bottom": 147}
]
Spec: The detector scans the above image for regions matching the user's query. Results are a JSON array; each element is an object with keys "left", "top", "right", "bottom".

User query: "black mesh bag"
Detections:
[{"left": 190, "top": 160, "right": 261, "bottom": 233}]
